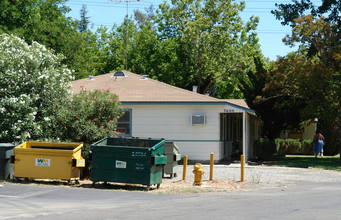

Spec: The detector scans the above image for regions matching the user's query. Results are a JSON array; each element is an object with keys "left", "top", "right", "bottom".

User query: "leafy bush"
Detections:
[
  {"left": 274, "top": 138, "right": 313, "bottom": 155},
  {"left": 49, "top": 89, "right": 123, "bottom": 144},
  {"left": 0, "top": 34, "right": 72, "bottom": 142},
  {"left": 48, "top": 89, "right": 123, "bottom": 179},
  {"left": 254, "top": 138, "right": 276, "bottom": 161},
  {"left": 275, "top": 138, "right": 286, "bottom": 154},
  {"left": 301, "top": 139, "right": 314, "bottom": 155},
  {"left": 286, "top": 139, "right": 302, "bottom": 154}
]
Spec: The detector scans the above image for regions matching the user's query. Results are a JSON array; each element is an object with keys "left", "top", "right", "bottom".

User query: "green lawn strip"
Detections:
[{"left": 269, "top": 155, "right": 341, "bottom": 171}]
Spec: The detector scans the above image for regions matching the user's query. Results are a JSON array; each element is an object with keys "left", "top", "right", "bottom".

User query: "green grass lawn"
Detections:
[{"left": 270, "top": 155, "right": 341, "bottom": 171}]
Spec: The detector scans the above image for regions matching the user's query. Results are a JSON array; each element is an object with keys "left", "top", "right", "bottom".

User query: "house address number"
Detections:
[{"left": 224, "top": 109, "right": 235, "bottom": 113}]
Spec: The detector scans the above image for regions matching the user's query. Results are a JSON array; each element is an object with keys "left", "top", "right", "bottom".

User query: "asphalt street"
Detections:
[{"left": 1, "top": 175, "right": 341, "bottom": 220}]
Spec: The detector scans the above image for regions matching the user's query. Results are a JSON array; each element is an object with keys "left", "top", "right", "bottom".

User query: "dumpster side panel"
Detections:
[
  {"left": 151, "top": 142, "right": 167, "bottom": 165},
  {"left": 163, "top": 142, "right": 181, "bottom": 176},
  {"left": 149, "top": 165, "right": 163, "bottom": 185},
  {"left": 91, "top": 138, "right": 166, "bottom": 186},
  {"left": 12, "top": 141, "right": 83, "bottom": 181},
  {"left": 14, "top": 151, "right": 73, "bottom": 180},
  {"left": 0, "top": 159, "right": 14, "bottom": 180},
  {"left": 91, "top": 146, "right": 153, "bottom": 185},
  {"left": 0, "top": 147, "right": 14, "bottom": 159},
  {"left": 91, "top": 169, "right": 151, "bottom": 185},
  {"left": 0, "top": 144, "right": 15, "bottom": 180}
]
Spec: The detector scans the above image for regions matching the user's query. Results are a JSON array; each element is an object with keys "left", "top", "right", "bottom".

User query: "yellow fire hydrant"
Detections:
[{"left": 193, "top": 163, "right": 205, "bottom": 186}]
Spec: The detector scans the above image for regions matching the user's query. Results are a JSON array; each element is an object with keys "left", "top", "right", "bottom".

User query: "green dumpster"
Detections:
[
  {"left": 0, "top": 143, "right": 15, "bottom": 180},
  {"left": 90, "top": 137, "right": 166, "bottom": 188},
  {"left": 163, "top": 141, "right": 181, "bottom": 178}
]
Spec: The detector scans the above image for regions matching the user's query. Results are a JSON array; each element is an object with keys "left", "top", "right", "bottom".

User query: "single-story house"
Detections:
[
  {"left": 279, "top": 119, "right": 318, "bottom": 140},
  {"left": 71, "top": 71, "right": 261, "bottom": 162}
]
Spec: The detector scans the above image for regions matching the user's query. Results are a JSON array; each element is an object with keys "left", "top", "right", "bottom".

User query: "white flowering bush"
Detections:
[{"left": 0, "top": 34, "right": 73, "bottom": 142}]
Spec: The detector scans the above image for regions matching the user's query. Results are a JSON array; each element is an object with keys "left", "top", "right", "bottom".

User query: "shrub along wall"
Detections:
[
  {"left": 254, "top": 138, "right": 276, "bottom": 160},
  {"left": 254, "top": 138, "right": 314, "bottom": 160},
  {"left": 275, "top": 139, "right": 314, "bottom": 155}
]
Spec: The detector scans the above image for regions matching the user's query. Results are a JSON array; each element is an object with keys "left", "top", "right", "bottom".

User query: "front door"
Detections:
[{"left": 220, "top": 113, "right": 243, "bottom": 159}]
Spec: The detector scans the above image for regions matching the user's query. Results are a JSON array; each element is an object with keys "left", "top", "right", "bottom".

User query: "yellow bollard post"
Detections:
[
  {"left": 210, "top": 153, "right": 214, "bottom": 180},
  {"left": 183, "top": 155, "right": 188, "bottom": 180},
  {"left": 241, "top": 155, "right": 245, "bottom": 182}
]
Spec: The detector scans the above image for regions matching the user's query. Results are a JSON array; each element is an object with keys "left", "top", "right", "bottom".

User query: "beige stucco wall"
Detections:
[
  {"left": 302, "top": 123, "right": 317, "bottom": 140},
  {"left": 279, "top": 122, "right": 317, "bottom": 140}
]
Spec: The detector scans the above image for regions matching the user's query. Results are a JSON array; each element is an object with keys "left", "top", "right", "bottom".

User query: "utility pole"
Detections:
[{"left": 108, "top": 0, "right": 150, "bottom": 70}]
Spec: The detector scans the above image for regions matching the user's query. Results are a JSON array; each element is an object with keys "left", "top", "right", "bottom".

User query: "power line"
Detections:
[
  {"left": 67, "top": 3, "right": 281, "bottom": 10},
  {"left": 66, "top": 3, "right": 310, "bottom": 15},
  {"left": 236, "top": 0, "right": 320, "bottom": 2},
  {"left": 67, "top": 2, "right": 151, "bottom": 8},
  {"left": 91, "top": 22, "right": 291, "bottom": 34},
  {"left": 66, "top": 3, "right": 321, "bottom": 15}
]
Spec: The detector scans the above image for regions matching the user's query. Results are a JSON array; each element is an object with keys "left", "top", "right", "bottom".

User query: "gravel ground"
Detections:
[
  {"left": 155, "top": 164, "right": 341, "bottom": 194},
  {"left": 3, "top": 164, "right": 340, "bottom": 194},
  {"left": 170, "top": 164, "right": 341, "bottom": 184}
]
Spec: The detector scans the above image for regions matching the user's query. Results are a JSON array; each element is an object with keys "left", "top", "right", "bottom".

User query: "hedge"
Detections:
[{"left": 254, "top": 138, "right": 314, "bottom": 160}]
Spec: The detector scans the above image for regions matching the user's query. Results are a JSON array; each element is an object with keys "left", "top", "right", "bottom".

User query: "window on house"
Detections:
[{"left": 117, "top": 110, "right": 131, "bottom": 136}]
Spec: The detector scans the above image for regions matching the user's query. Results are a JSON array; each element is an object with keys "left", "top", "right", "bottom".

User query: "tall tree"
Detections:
[
  {"left": 158, "top": 0, "right": 261, "bottom": 97},
  {"left": 272, "top": 0, "right": 341, "bottom": 26},
  {"left": 128, "top": 0, "right": 261, "bottom": 98},
  {"left": 271, "top": 1, "right": 340, "bottom": 155},
  {"left": 0, "top": 0, "right": 94, "bottom": 79},
  {"left": 283, "top": 15, "right": 340, "bottom": 155},
  {"left": 239, "top": 56, "right": 306, "bottom": 139},
  {"left": 100, "top": 18, "right": 139, "bottom": 73},
  {"left": 78, "top": 4, "right": 91, "bottom": 33},
  {"left": 254, "top": 15, "right": 340, "bottom": 154},
  {"left": 129, "top": 17, "right": 159, "bottom": 76}
]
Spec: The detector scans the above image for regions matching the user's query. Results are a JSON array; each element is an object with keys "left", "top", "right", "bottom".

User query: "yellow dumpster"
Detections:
[{"left": 10, "top": 141, "right": 85, "bottom": 183}]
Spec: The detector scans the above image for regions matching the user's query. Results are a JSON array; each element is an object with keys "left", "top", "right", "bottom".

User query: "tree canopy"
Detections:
[
  {"left": 258, "top": 10, "right": 341, "bottom": 154},
  {"left": 241, "top": 12, "right": 340, "bottom": 151},
  {"left": 282, "top": 15, "right": 340, "bottom": 154},
  {"left": 0, "top": 0, "right": 96, "bottom": 79},
  {"left": 80, "top": 0, "right": 262, "bottom": 98},
  {"left": 5, "top": 0, "right": 340, "bottom": 153},
  {"left": 0, "top": 0, "right": 262, "bottom": 99},
  {"left": 138, "top": 0, "right": 261, "bottom": 98},
  {"left": 272, "top": 0, "right": 341, "bottom": 26}
]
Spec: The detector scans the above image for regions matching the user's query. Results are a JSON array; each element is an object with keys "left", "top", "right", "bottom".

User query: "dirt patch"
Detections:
[
  {"left": 78, "top": 179, "right": 249, "bottom": 194},
  {"left": 149, "top": 179, "right": 247, "bottom": 195},
  {"left": 4, "top": 178, "right": 253, "bottom": 195}
]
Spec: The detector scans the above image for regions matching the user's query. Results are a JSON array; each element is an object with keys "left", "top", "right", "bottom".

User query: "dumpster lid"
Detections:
[
  {"left": 92, "top": 137, "right": 165, "bottom": 149},
  {"left": 0, "top": 143, "right": 15, "bottom": 148},
  {"left": 165, "top": 141, "right": 179, "bottom": 151}
]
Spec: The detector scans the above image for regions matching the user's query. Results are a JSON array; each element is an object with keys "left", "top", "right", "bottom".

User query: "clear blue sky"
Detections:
[{"left": 65, "top": 0, "right": 319, "bottom": 61}]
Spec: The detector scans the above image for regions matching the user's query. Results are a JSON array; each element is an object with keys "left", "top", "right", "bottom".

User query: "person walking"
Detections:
[{"left": 313, "top": 130, "right": 325, "bottom": 158}]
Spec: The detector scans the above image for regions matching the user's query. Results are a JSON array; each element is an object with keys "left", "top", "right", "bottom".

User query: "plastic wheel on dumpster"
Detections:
[
  {"left": 10, "top": 141, "right": 85, "bottom": 184},
  {"left": 90, "top": 137, "right": 167, "bottom": 189},
  {"left": 0, "top": 143, "right": 16, "bottom": 180}
]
